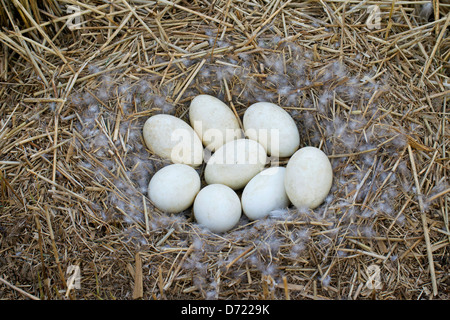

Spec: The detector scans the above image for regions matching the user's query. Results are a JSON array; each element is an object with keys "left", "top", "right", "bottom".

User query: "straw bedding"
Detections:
[{"left": 0, "top": 0, "right": 449, "bottom": 300}]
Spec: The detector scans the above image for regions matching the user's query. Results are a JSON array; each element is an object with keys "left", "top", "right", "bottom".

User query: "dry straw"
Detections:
[{"left": 0, "top": 0, "right": 449, "bottom": 300}]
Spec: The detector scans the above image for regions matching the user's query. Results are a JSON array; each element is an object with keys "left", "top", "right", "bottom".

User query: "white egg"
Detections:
[
  {"left": 189, "top": 94, "right": 243, "bottom": 151},
  {"left": 204, "top": 138, "right": 267, "bottom": 190},
  {"left": 243, "top": 102, "right": 300, "bottom": 157},
  {"left": 143, "top": 114, "right": 203, "bottom": 166},
  {"left": 193, "top": 184, "right": 242, "bottom": 233},
  {"left": 284, "top": 146, "right": 333, "bottom": 209},
  {"left": 241, "top": 167, "right": 290, "bottom": 220},
  {"left": 148, "top": 164, "right": 201, "bottom": 213}
]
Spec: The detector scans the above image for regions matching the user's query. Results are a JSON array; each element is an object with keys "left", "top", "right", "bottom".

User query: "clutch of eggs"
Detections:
[{"left": 144, "top": 94, "right": 333, "bottom": 233}]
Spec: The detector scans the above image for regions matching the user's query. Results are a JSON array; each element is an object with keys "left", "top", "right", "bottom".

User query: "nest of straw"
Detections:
[{"left": 0, "top": 0, "right": 449, "bottom": 300}]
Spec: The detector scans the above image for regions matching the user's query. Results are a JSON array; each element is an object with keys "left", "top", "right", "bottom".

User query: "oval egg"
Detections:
[
  {"left": 284, "top": 146, "right": 333, "bottom": 209},
  {"left": 243, "top": 102, "right": 300, "bottom": 157},
  {"left": 189, "top": 94, "right": 243, "bottom": 152},
  {"left": 143, "top": 114, "right": 203, "bottom": 166},
  {"left": 193, "top": 184, "right": 242, "bottom": 233},
  {"left": 204, "top": 138, "right": 267, "bottom": 190},
  {"left": 241, "top": 166, "right": 290, "bottom": 220},
  {"left": 148, "top": 164, "right": 201, "bottom": 213}
]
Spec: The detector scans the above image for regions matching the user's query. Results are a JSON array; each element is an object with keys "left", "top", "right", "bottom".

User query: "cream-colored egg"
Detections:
[
  {"left": 284, "top": 146, "right": 333, "bottom": 209},
  {"left": 243, "top": 102, "right": 300, "bottom": 157},
  {"left": 189, "top": 94, "right": 243, "bottom": 152},
  {"left": 241, "top": 167, "right": 290, "bottom": 220},
  {"left": 148, "top": 164, "right": 201, "bottom": 213},
  {"left": 193, "top": 184, "right": 241, "bottom": 233},
  {"left": 143, "top": 114, "right": 203, "bottom": 166},
  {"left": 204, "top": 139, "right": 267, "bottom": 190}
]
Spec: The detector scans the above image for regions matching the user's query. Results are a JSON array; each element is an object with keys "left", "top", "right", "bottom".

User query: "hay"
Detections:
[{"left": 0, "top": 0, "right": 449, "bottom": 300}]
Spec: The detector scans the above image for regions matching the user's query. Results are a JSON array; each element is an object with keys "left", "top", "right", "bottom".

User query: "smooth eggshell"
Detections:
[
  {"left": 148, "top": 164, "right": 201, "bottom": 213},
  {"left": 189, "top": 94, "right": 243, "bottom": 151},
  {"left": 204, "top": 139, "right": 267, "bottom": 190},
  {"left": 193, "top": 184, "right": 242, "bottom": 233},
  {"left": 241, "top": 167, "right": 290, "bottom": 220},
  {"left": 284, "top": 146, "right": 333, "bottom": 209},
  {"left": 143, "top": 114, "right": 203, "bottom": 166},
  {"left": 243, "top": 102, "right": 300, "bottom": 157}
]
